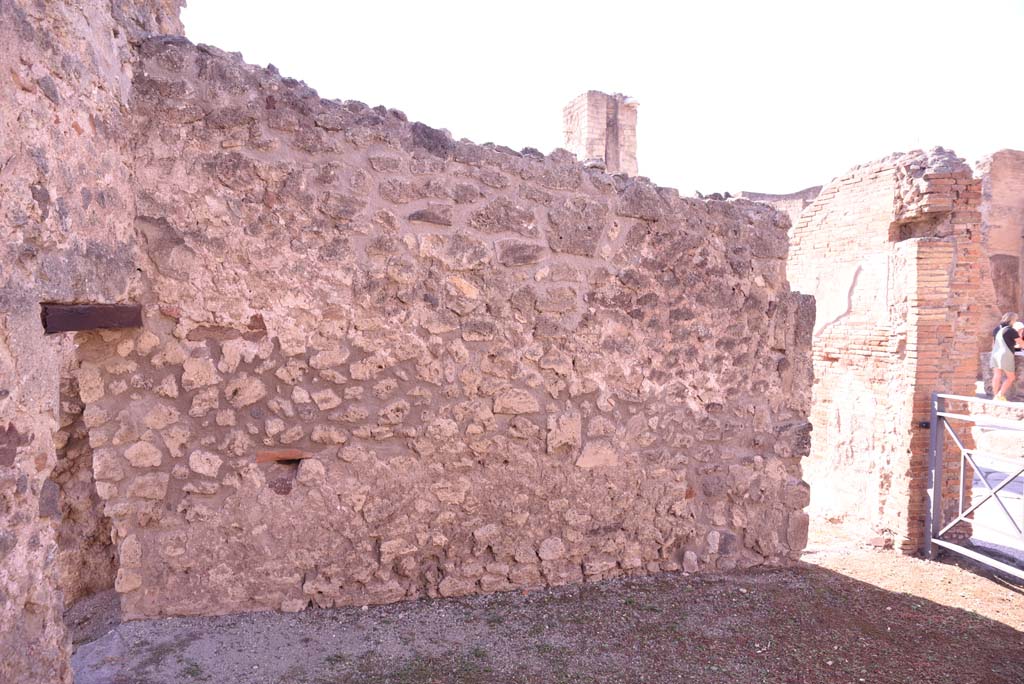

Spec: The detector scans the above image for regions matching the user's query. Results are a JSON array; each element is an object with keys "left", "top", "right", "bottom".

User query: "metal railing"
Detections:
[{"left": 924, "top": 393, "right": 1024, "bottom": 580}]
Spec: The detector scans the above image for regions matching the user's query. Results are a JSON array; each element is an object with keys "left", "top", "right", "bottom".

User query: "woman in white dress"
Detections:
[{"left": 990, "top": 312, "right": 1020, "bottom": 401}]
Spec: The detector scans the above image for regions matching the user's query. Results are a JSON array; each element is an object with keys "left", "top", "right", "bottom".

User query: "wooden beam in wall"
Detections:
[
  {"left": 40, "top": 303, "right": 143, "bottom": 334},
  {"left": 255, "top": 449, "right": 310, "bottom": 464}
]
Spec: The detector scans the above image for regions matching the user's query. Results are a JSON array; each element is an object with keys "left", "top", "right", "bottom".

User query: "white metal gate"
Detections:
[{"left": 924, "top": 393, "right": 1024, "bottom": 580}]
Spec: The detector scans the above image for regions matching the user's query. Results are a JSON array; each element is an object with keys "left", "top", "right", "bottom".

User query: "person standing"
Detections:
[{"left": 990, "top": 312, "right": 1020, "bottom": 401}]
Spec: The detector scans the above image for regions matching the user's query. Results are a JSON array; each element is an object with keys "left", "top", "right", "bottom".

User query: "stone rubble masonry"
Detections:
[
  {"left": 0, "top": 2, "right": 183, "bottom": 683},
  {"left": 1, "top": 2, "right": 814, "bottom": 680},
  {"left": 563, "top": 91, "right": 639, "bottom": 176},
  {"left": 77, "top": 35, "right": 815, "bottom": 620},
  {"left": 788, "top": 148, "right": 996, "bottom": 552}
]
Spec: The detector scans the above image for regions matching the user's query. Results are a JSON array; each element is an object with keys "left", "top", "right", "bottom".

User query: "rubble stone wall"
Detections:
[
  {"left": 59, "top": 37, "right": 816, "bottom": 620},
  {"left": 789, "top": 150, "right": 996, "bottom": 551},
  {"left": 0, "top": 1, "right": 182, "bottom": 682}
]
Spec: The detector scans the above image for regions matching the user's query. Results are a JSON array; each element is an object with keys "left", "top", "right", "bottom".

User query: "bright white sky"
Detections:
[{"left": 181, "top": 0, "right": 1024, "bottom": 195}]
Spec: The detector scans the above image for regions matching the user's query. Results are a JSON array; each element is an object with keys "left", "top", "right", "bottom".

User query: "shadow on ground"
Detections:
[{"left": 71, "top": 560, "right": 1024, "bottom": 684}]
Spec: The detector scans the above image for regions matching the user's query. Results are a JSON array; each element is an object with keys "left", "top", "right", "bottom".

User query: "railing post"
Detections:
[{"left": 924, "top": 393, "right": 945, "bottom": 558}]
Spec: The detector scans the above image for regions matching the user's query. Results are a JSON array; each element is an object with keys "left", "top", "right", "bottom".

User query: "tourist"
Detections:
[{"left": 990, "top": 312, "right": 1020, "bottom": 400}]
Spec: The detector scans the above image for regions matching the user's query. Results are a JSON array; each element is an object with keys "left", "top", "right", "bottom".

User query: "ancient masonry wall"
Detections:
[
  {"left": 977, "top": 150, "right": 1024, "bottom": 315},
  {"left": 0, "top": 2, "right": 183, "bottom": 683},
  {"left": 53, "top": 36, "right": 816, "bottom": 620},
  {"left": 789, "top": 149, "right": 995, "bottom": 551}
]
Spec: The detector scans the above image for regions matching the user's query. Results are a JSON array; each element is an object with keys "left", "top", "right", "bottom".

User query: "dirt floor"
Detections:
[{"left": 70, "top": 525, "right": 1024, "bottom": 684}]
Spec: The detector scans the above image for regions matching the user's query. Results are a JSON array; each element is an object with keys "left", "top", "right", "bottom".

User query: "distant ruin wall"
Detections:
[
  {"left": 0, "top": 2, "right": 182, "bottom": 683},
  {"left": 55, "top": 37, "right": 817, "bottom": 619},
  {"left": 737, "top": 187, "right": 822, "bottom": 228},
  {"left": 789, "top": 150, "right": 995, "bottom": 551}
]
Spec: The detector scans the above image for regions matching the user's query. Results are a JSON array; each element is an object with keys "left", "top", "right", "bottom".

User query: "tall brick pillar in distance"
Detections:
[{"left": 563, "top": 91, "right": 638, "bottom": 176}]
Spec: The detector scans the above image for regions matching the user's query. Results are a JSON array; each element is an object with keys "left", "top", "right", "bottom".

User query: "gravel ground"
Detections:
[{"left": 71, "top": 530, "right": 1024, "bottom": 684}]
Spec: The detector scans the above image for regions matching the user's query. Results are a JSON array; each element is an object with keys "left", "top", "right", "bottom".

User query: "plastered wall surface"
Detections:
[
  {"left": 789, "top": 149, "right": 996, "bottom": 550},
  {"left": 977, "top": 150, "right": 1024, "bottom": 314},
  {"left": 57, "top": 37, "right": 815, "bottom": 620}
]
